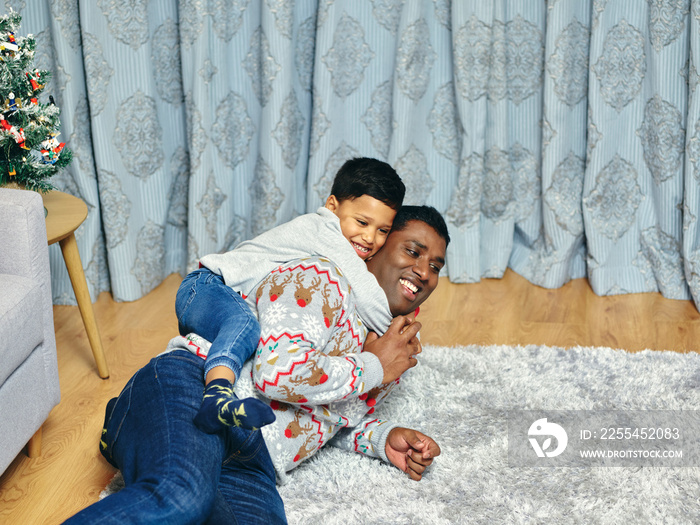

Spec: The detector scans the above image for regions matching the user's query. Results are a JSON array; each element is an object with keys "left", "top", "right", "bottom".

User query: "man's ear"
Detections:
[{"left": 325, "top": 195, "right": 339, "bottom": 212}]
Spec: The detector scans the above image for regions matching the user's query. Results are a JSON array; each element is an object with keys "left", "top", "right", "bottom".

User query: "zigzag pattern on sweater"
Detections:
[
  {"left": 255, "top": 338, "right": 365, "bottom": 400},
  {"left": 254, "top": 259, "right": 365, "bottom": 401},
  {"left": 255, "top": 334, "right": 312, "bottom": 391}
]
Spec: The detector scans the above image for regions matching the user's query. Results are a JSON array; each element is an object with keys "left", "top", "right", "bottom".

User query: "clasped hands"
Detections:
[{"left": 363, "top": 314, "right": 422, "bottom": 384}]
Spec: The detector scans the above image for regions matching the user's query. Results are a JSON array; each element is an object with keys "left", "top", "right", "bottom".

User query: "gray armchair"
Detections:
[{"left": 0, "top": 187, "right": 60, "bottom": 475}]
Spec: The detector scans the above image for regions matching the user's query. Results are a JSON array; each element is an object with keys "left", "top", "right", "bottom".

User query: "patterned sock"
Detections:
[{"left": 194, "top": 378, "right": 276, "bottom": 434}]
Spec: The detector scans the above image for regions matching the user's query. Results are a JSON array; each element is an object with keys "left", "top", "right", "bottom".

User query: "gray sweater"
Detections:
[{"left": 199, "top": 207, "right": 392, "bottom": 335}]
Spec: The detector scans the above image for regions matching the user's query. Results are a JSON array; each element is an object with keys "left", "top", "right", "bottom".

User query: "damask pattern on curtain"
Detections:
[{"left": 12, "top": 0, "right": 700, "bottom": 311}]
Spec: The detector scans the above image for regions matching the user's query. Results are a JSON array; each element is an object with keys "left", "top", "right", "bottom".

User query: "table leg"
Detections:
[{"left": 59, "top": 232, "right": 110, "bottom": 379}]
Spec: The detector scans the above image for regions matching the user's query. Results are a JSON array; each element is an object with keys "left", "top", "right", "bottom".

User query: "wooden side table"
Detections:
[{"left": 42, "top": 190, "right": 110, "bottom": 379}]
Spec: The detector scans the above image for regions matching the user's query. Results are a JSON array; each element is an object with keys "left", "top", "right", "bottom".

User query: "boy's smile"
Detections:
[{"left": 325, "top": 194, "right": 396, "bottom": 259}]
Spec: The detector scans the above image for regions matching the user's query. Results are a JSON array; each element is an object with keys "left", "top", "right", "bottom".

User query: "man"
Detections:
[{"left": 64, "top": 206, "right": 449, "bottom": 525}]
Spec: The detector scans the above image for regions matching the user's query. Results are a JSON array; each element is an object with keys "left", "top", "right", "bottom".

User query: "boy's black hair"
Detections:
[
  {"left": 391, "top": 205, "right": 451, "bottom": 247},
  {"left": 331, "top": 157, "right": 405, "bottom": 210}
]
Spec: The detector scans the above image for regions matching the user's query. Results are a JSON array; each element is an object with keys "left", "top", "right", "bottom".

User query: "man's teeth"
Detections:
[{"left": 400, "top": 278, "right": 418, "bottom": 293}]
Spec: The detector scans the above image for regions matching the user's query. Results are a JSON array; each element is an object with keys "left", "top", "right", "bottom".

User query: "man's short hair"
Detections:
[
  {"left": 391, "top": 205, "right": 451, "bottom": 247},
  {"left": 330, "top": 157, "right": 405, "bottom": 211}
]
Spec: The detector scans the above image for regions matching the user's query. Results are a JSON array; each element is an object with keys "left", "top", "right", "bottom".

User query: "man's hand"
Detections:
[
  {"left": 363, "top": 316, "right": 422, "bottom": 384},
  {"left": 385, "top": 427, "right": 440, "bottom": 481}
]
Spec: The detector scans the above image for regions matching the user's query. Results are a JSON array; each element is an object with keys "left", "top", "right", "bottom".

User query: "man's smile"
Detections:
[{"left": 399, "top": 277, "right": 420, "bottom": 298}]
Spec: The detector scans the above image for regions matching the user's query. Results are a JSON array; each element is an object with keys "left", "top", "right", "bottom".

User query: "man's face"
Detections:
[{"left": 367, "top": 220, "right": 446, "bottom": 316}]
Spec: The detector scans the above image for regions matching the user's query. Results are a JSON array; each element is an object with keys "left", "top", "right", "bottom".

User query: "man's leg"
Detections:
[
  {"left": 64, "top": 351, "right": 226, "bottom": 525},
  {"left": 205, "top": 427, "right": 287, "bottom": 524}
]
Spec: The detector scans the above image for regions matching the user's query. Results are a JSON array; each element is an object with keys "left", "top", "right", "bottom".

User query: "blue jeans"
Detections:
[
  {"left": 176, "top": 267, "right": 260, "bottom": 380},
  {"left": 64, "top": 351, "right": 286, "bottom": 525}
]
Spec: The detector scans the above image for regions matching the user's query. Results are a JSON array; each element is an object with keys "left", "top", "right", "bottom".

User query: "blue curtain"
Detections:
[{"left": 12, "top": 0, "right": 700, "bottom": 309}]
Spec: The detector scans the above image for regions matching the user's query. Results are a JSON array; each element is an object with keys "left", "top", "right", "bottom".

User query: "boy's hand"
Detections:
[
  {"left": 385, "top": 427, "right": 440, "bottom": 481},
  {"left": 363, "top": 316, "right": 421, "bottom": 384}
]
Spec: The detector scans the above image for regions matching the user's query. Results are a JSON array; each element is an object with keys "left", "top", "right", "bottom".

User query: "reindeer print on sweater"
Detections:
[{"left": 249, "top": 257, "right": 397, "bottom": 476}]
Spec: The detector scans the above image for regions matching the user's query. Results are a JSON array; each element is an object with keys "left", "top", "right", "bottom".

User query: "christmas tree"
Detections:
[{"left": 0, "top": 10, "right": 71, "bottom": 192}]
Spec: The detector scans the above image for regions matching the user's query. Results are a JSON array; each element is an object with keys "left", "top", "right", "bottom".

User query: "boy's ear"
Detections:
[{"left": 325, "top": 195, "right": 339, "bottom": 212}]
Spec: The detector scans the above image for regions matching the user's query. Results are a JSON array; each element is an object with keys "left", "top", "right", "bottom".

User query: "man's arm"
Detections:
[
  {"left": 328, "top": 419, "right": 440, "bottom": 481},
  {"left": 327, "top": 417, "right": 398, "bottom": 461}
]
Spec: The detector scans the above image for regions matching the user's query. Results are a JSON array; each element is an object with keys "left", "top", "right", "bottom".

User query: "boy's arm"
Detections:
[
  {"left": 202, "top": 209, "right": 393, "bottom": 334},
  {"left": 253, "top": 259, "right": 384, "bottom": 405}
]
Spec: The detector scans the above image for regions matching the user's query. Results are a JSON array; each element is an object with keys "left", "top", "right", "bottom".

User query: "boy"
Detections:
[{"left": 176, "top": 157, "right": 405, "bottom": 433}]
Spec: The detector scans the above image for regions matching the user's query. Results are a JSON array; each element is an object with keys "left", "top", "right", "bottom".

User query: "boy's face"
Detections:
[{"left": 325, "top": 194, "right": 396, "bottom": 260}]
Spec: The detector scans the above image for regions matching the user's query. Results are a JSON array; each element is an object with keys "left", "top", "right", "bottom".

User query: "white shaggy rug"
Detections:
[{"left": 103, "top": 344, "right": 700, "bottom": 524}]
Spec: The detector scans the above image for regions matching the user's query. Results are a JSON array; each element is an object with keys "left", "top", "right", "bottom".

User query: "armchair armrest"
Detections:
[
  {"left": 0, "top": 187, "right": 58, "bottom": 399},
  {"left": 0, "top": 188, "right": 50, "bottom": 282}
]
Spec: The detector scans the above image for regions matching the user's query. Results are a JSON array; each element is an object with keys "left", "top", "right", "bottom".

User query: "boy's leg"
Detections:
[
  {"left": 176, "top": 268, "right": 256, "bottom": 381},
  {"left": 196, "top": 376, "right": 275, "bottom": 432},
  {"left": 176, "top": 267, "right": 274, "bottom": 432},
  {"left": 64, "top": 352, "right": 225, "bottom": 524}
]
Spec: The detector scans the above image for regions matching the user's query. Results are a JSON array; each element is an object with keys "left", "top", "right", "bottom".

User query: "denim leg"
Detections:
[
  {"left": 64, "top": 352, "right": 226, "bottom": 525},
  {"left": 176, "top": 268, "right": 260, "bottom": 380},
  {"left": 207, "top": 428, "right": 287, "bottom": 524}
]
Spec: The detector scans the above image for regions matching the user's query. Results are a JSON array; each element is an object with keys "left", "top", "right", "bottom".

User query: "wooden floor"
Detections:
[{"left": 2, "top": 269, "right": 700, "bottom": 523}]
